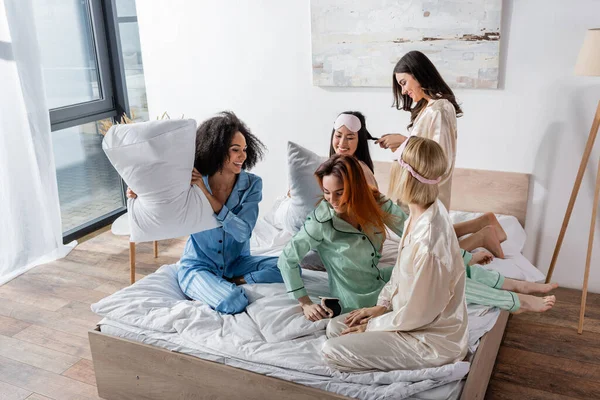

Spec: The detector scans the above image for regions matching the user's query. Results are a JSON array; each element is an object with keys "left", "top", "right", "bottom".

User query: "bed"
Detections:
[{"left": 88, "top": 165, "right": 536, "bottom": 400}]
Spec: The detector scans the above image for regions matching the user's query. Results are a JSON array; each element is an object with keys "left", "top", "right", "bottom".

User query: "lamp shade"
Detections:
[{"left": 575, "top": 28, "right": 600, "bottom": 76}]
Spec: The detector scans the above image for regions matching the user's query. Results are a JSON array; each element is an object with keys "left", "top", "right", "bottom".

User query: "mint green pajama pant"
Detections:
[{"left": 465, "top": 264, "right": 520, "bottom": 312}]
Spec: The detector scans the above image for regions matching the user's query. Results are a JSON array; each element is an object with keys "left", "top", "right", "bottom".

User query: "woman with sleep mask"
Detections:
[
  {"left": 128, "top": 111, "right": 283, "bottom": 314},
  {"left": 329, "top": 111, "right": 378, "bottom": 188}
]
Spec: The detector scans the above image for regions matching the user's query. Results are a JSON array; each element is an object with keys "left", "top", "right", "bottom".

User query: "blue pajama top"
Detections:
[{"left": 179, "top": 170, "right": 262, "bottom": 273}]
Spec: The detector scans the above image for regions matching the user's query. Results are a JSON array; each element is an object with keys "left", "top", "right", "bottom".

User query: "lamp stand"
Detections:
[{"left": 546, "top": 100, "right": 600, "bottom": 333}]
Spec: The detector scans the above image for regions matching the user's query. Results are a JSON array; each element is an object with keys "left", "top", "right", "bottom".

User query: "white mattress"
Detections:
[{"left": 92, "top": 209, "right": 544, "bottom": 400}]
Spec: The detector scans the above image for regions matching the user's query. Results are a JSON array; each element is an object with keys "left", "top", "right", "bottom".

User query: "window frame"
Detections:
[
  {"left": 49, "top": 0, "right": 130, "bottom": 132},
  {"left": 53, "top": 0, "right": 136, "bottom": 243}
]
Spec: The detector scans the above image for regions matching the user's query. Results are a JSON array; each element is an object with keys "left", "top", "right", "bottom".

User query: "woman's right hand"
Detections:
[
  {"left": 301, "top": 301, "right": 332, "bottom": 322},
  {"left": 344, "top": 305, "right": 387, "bottom": 327},
  {"left": 126, "top": 188, "right": 137, "bottom": 199},
  {"left": 375, "top": 134, "right": 407, "bottom": 152}
]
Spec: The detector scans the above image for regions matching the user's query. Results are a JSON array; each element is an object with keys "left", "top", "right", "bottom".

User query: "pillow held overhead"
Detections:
[{"left": 103, "top": 119, "right": 219, "bottom": 242}]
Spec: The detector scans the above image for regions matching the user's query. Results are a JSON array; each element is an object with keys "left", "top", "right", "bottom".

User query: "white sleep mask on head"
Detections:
[{"left": 333, "top": 113, "right": 362, "bottom": 133}]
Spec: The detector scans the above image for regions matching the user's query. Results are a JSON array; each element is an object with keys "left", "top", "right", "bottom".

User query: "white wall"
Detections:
[{"left": 136, "top": 0, "right": 600, "bottom": 292}]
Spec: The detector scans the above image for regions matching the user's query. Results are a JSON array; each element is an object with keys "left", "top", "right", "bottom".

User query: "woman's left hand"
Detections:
[
  {"left": 469, "top": 250, "right": 494, "bottom": 266},
  {"left": 341, "top": 322, "right": 367, "bottom": 335}
]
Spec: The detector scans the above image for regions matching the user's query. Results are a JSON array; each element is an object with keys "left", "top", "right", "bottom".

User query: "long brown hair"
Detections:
[
  {"left": 315, "top": 154, "right": 390, "bottom": 241},
  {"left": 392, "top": 51, "right": 463, "bottom": 129}
]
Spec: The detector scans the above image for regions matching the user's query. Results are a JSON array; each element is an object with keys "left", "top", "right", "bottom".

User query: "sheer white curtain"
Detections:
[{"left": 0, "top": 0, "right": 71, "bottom": 285}]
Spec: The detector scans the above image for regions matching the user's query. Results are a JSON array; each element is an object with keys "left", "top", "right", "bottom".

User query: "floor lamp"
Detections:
[{"left": 545, "top": 28, "right": 600, "bottom": 334}]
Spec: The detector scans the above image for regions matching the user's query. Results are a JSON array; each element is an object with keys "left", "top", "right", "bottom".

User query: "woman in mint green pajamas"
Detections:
[{"left": 278, "top": 192, "right": 404, "bottom": 315}]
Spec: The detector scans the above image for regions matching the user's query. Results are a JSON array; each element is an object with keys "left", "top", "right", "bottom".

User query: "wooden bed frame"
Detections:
[{"left": 89, "top": 166, "right": 531, "bottom": 400}]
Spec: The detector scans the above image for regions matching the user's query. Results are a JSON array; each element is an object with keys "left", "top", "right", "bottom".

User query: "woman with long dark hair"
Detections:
[
  {"left": 377, "top": 50, "right": 507, "bottom": 259},
  {"left": 328, "top": 111, "right": 377, "bottom": 187}
]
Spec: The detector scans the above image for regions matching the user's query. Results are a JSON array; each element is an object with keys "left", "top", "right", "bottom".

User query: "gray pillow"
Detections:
[{"left": 284, "top": 141, "right": 326, "bottom": 233}]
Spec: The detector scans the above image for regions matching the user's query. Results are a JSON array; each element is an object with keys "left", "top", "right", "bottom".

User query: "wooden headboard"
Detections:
[{"left": 373, "top": 161, "right": 530, "bottom": 226}]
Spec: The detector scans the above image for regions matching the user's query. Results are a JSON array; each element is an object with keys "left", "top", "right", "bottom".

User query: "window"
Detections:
[
  {"left": 52, "top": 118, "right": 126, "bottom": 236},
  {"left": 33, "top": 0, "right": 148, "bottom": 241},
  {"left": 35, "top": 0, "right": 125, "bottom": 131}
]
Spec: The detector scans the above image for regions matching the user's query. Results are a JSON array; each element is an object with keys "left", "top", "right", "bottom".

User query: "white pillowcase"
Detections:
[
  {"left": 282, "top": 141, "right": 325, "bottom": 233},
  {"left": 103, "top": 119, "right": 219, "bottom": 242}
]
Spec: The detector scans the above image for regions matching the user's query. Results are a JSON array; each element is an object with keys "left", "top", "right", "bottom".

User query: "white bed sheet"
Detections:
[{"left": 92, "top": 209, "right": 545, "bottom": 400}]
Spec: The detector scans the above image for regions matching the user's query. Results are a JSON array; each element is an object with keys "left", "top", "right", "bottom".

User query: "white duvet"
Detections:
[{"left": 92, "top": 209, "right": 544, "bottom": 400}]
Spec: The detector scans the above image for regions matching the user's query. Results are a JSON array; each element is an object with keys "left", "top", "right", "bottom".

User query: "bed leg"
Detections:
[{"left": 130, "top": 242, "right": 136, "bottom": 284}]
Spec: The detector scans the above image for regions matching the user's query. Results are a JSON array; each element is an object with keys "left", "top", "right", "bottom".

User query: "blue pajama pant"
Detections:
[{"left": 177, "top": 256, "right": 283, "bottom": 314}]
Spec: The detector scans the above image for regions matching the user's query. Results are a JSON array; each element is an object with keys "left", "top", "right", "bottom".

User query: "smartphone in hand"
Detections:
[{"left": 320, "top": 297, "right": 342, "bottom": 318}]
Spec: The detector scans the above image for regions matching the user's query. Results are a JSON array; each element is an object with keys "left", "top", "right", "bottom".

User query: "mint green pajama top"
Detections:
[
  {"left": 277, "top": 198, "right": 408, "bottom": 312},
  {"left": 277, "top": 198, "right": 474, "bottom": 312}
]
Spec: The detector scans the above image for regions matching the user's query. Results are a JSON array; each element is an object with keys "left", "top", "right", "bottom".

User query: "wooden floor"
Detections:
[
  {"left": 0, "top": 230, "right": 597, "bottom": 400},
  {"left": 486, "top": 289, "right": 600, "bottom": 399}
]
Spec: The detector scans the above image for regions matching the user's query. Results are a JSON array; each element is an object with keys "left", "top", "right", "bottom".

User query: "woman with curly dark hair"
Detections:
[{"left": 130, "top": 111, "right": 283, "bottom": 314}]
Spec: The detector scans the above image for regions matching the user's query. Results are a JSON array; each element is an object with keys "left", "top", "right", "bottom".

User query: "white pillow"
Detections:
[
  {"left": 284, "top": 141, "right": 326, "bottom": 233},
  {"left": 103, "top": 119, "right": 219, "bottom": 242}
]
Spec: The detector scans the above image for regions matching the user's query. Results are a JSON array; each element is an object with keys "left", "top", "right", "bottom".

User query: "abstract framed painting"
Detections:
[{"left": 311, "top": 0, "right": 502, "bottom": 88}]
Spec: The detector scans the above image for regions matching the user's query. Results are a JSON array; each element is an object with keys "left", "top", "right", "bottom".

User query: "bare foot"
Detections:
[
  {"left": 483, "top": 212, "right": 507, "bottom": 243},
  {"left": 514, "top": 294, "right": 556, "bottom": 314},
  {"left": 478, "top": 225, "right": 505, "bottom": 259},
  {"left": 507, "top": 280, "right": 559, "bottom": 295}
]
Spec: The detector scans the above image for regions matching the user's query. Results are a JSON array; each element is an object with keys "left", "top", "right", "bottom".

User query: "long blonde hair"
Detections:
[{"left": 388, "top": 137, "right": 447, "bottom": 206}]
